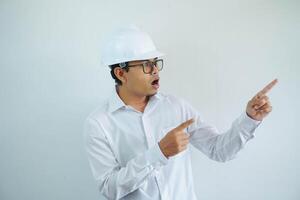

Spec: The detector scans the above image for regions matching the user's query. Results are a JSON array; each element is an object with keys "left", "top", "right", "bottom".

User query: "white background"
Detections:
[{"left": 1, "top": 0, "right": 299, "bottom": 199}]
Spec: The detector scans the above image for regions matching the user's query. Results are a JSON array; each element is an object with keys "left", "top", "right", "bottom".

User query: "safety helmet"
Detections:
[{"left": 100, "top": 25, "right": 164, "bottom": 67}]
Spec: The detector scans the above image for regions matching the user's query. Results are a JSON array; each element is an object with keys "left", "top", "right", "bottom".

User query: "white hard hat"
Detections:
[{"left": 100, "top": 25, "right": 164, "bottom": 67}]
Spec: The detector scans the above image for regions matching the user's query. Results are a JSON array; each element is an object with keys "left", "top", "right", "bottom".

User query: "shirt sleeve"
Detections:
[
  {"left": 180, "top": 99, "right": 261, "bottom": 162},
  {"left": 83, "top": 118, "right": 168, "bottom": 199}
]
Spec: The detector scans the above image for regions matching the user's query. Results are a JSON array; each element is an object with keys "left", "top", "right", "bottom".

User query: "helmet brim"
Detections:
[{"left": 102, "top": 50, "right": 165, "bottom": 66}]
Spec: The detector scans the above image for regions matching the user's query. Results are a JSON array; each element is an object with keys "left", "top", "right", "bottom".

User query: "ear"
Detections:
[{"left": 114, "top": 67, "right": 127, "bottom": 84}]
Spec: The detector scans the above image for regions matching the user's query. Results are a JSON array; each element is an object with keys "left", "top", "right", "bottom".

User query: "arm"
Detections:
[
  {"left": 187, "top": 110, "right": 261, "bottom": 162},
  {"left": 185, "top": 79, "right": 278, "bottom": 162},
  {"left": 83, "top": 118, "right": 168, "bottom": 199}
]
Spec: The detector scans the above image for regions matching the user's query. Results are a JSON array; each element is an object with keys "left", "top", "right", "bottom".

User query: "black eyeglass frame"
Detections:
[{"left": 124, "top": 59, "right": 164, "bottom": 74}]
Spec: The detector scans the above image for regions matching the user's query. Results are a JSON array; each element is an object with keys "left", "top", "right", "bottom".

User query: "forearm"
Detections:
[
  {"left": 93, "top": 143, "right": 168, "bottom": 199},
  {"left": 190, "top": 112, "right": 261, "bottom": 162}
]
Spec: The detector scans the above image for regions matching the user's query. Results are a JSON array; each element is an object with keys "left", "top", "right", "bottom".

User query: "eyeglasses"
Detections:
[{"left": 127, "top": 59, "right": 163, "bottom": 74}]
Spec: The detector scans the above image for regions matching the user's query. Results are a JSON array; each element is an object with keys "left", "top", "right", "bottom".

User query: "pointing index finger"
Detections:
[
  {"left": 257, "top": 78, "right": 278, "bottom": 97},
  {"left": 175, "top": 118, "right": 195, "bottom": 131}
]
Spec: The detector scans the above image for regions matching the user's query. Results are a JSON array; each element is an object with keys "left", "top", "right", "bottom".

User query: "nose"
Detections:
[{"left": 151, "top": 65, "right": 159, "bottom": 75}]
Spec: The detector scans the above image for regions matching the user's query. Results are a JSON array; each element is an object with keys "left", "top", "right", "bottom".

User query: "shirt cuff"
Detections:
[{"left": 237, "top": 112, "right": 262, "bottom": 135}]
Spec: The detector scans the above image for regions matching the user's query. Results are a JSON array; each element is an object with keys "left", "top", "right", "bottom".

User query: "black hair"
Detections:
[{"left": 109, "top": 62, "right": 129, "bottom": 85}]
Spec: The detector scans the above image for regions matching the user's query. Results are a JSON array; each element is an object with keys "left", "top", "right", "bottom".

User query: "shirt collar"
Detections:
[{"left": 108, "top": 86, "right": 162, "bottom": 113}]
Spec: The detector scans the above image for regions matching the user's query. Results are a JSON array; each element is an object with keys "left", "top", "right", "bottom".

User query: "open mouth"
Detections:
[
  {"left": 151, "top": 79, "right": 159, "bottom": 85},
  {"left": 151, "top": 78, "right": 160, "bottom": 89}
]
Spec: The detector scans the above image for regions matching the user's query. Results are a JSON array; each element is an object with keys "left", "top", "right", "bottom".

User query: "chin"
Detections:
[{"left": 148, "top": 90, "right": 158, "bottom": 97}]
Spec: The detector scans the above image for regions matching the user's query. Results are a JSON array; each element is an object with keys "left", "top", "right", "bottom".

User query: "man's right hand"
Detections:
[{"left": 158, "top": 119, "right": 195, "bottom": 158}]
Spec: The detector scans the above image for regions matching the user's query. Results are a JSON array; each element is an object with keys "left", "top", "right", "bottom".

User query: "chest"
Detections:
[{"left": 103, "top": 103, "right": 182, "bottom": 166}]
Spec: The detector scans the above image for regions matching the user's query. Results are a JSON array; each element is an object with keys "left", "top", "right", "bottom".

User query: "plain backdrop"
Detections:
[{"left": 1, "top": 0, "right": 299, "bottom": 200}]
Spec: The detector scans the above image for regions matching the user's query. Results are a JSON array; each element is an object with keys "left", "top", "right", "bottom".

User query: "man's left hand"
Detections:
[{"left": 246, "top": 79, "right": 278, "bottom": 121}]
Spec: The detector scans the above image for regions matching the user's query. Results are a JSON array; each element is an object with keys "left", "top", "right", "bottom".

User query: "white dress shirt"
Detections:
[{"left": 83, "top": 88, "right": 261, "bottom": 200}]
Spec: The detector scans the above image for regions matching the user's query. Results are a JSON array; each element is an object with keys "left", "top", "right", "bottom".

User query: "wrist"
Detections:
[{"left": 158, "top": 141, "right": 169, "bottom": 159}]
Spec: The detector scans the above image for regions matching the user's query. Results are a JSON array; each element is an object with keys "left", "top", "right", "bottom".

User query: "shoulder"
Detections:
[
  {"left": 83, "top": 101, "right": 111, "bottom": 141},
  {"left": 84, "top": 100, "right": 110, "bottom": 125},
  {"left": 159, "top": 92, "right": 201, "bottom": 118},
  {"left": 158, "top": 92, "right": 191, "bottom": 107}
]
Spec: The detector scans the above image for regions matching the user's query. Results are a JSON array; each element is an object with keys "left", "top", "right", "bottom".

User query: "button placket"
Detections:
[
  {"left": 156, "top": 176, "right": 167, "bottom": 200},
  {"left": 141, "top": 115, "right": 154, "bottom": 149},
  {"left": 142, "top": 98, "right": 168, "bottom": 199}
]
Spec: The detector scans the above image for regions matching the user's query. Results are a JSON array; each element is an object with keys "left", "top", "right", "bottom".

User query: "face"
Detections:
[{"left": 116, "top": 58, "right": 160, "bottom": 97}]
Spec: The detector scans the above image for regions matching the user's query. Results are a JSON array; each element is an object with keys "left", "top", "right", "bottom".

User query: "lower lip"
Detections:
[{"left": 152, "top": 83, "right": 160, "bottom": 89}]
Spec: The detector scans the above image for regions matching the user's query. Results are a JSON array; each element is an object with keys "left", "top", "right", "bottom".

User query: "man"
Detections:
[{"left": 83, "top": 26, "right": 277, "bottom": 200}]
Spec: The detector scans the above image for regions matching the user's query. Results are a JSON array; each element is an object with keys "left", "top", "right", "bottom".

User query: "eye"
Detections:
[{"left": 144, "top": 62, "right": 152, "bottom": 67}]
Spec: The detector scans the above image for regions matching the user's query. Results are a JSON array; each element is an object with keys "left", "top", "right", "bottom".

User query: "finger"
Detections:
[
  {"left": 177, "top": 132, "right": 190, "bottom": 139},
  {"left": 252, "top": 97, "right": 269, "bottom": 109},
  {"left": 264, "top": 106, "right": 272, "bottom": 113},
  {"left": 256, "top": 79, "right": 278, "bottom": 97},
  {"left": 180, "top": 135, "right": 190, "bottom": 142},
  {"left": 253, "top": 92, "right": 268, "bottom": 101},
  {"left": 178, "top": 145, "right": 188, "bottom": 152},
  {"left": 256, "top": 101, "right": 271, "bottom": 110},
  {"left": 258, "top": 106, "right": 272, "bottom": 115},
  {"left": 180, "top": 140, "right": 189, "bottom": 148},
  {"left": 175, "top": 118, "right": 195, "bottom": 131},
  {"left": 260, "top": 104, "right": 272, "bottom": 112},
  {"left": 252, "top": 95, "right": 269, "bottom": 104},
  {"left": 263, "top": 104, "right": 272, "bottom": 111},
  {"left": 180, "top": 138, "right": 190, "bottom": 146}
]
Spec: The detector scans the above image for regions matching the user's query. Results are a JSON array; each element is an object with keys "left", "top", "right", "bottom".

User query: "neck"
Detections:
[{"left": 116, "top": 85, "right": 149, "bottom": 112}]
